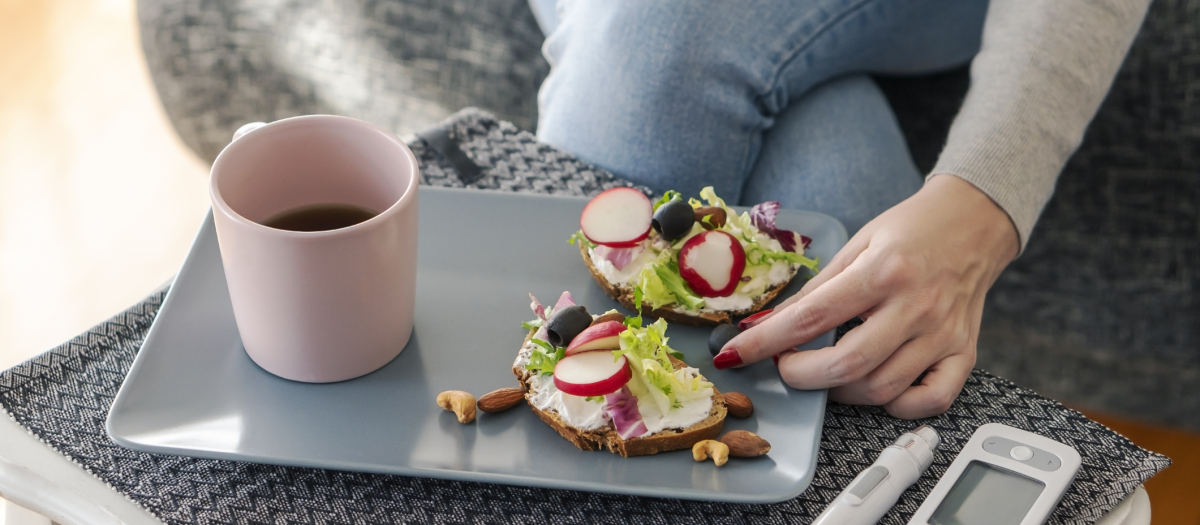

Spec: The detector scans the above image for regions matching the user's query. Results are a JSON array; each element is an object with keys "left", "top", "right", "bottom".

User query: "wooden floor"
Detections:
[
  {"left": 1079, "top": 409, "right": 1200, "bottom": 524},
  {"left": 0, "top": 0, "right": 1196, "bottom": 523}
]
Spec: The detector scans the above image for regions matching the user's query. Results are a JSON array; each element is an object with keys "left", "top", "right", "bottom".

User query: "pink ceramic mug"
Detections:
[{"left": 209, "top": 115, "right": 419, "bottom": 383}]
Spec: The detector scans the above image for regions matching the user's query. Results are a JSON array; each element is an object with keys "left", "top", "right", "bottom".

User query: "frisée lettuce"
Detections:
[
  {"left": 636, "top": 257, "right": 706, "bottom": 311},
  {"left": 526, "top": 338, "right": 564, "bottom": 376},
  {"left": 613, "top": 318, "right": 711, "bottom": 414}
]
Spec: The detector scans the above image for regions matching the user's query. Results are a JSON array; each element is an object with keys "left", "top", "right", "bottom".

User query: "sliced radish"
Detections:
[
  {"left": 580, "top": 188, "right": 652, "bottom": 247},
  {"left": 554, "top": 352, "right": 632, "bottom": 397},
  {"left": 565, "top": 321, "right": 627, "bottom": 356},
  {"left": 678, "top": 230, "right": 746, "bottom": 297}
]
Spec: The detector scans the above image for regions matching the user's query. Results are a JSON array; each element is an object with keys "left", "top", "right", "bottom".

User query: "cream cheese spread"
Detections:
[
  {"left": 527, "top": 372, "right": 611, "bottom": 431},
  {"left": 589, "top": 242, "right": 654, "bottom": 285},
  {"left": 700, "top": 293, "right": 754, "bottom": 312}
]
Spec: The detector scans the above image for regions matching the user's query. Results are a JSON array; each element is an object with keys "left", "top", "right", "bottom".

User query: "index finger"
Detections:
[
  {"left": 714, "top": 261, "right": 884, "bottom": 368},
  {"left": 738, "top": 232, "right": 868, "bottom": 331}
]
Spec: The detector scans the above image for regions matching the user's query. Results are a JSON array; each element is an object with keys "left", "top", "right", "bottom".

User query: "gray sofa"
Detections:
[{"left": 137, "top": 0, "right": 1200, "bottom": 430}]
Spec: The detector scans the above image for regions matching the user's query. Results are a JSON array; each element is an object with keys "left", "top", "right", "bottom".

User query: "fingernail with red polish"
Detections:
[
  {"left": 771, "top": 354, "right": 780, "bottom": 365},
  {"left": 738, "top": 308, "right": 774, "bottom": 331},
  {"left": 713, "top": 348, "right": 743, "bottom": 370}
]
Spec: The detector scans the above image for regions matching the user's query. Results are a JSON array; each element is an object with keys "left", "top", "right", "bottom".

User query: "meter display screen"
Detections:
[{"left": 929, "top": 461, "right": 1045, "bottom": 525}]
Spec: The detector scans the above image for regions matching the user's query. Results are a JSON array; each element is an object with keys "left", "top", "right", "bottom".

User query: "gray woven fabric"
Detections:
[
  {"left": 413, "top": 109, "right": 651, "bottom": 197},
  {"left": 137, "top": 0, "right": 548, "bottom": 163},
  {"left": 0, "top": 108, "right": 1169, "bottom": 525}
]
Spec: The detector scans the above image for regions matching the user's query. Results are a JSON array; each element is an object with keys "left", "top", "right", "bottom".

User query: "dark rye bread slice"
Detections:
[
  {"left": 578, "top": 242, "right": 796, "bottom": 327},
  {"left": 512, "top": 330, "right": 727, "bottom": 458}
]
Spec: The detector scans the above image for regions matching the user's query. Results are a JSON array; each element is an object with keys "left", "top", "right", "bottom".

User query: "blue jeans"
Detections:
[{"left": 530, "top": 0, "right": 988, "bottom": 234}]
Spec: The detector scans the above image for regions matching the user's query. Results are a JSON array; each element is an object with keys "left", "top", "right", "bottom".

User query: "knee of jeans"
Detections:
[
  {"left": 537, "top": 1, "right": 766, "bottom": 195},
  {"left": 541, "top": 1, "right": 751, "bottom": 117}
]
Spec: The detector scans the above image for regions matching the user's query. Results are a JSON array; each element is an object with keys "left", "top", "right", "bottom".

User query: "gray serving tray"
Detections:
[{"left": 107, "top": 187, "right": 847, "bottom": 503}]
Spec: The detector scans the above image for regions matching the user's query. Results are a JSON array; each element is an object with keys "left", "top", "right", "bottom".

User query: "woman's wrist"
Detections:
[{"left": 922, "top": 174, "right": 1020, "bottom": 274}]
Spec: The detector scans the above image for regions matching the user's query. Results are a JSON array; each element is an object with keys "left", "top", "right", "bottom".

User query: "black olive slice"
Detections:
[
  {"left": 545, "top": 305, "right": 592, "bottom": 348},
  {"left": 652, "top": 199, "right": 696, "bottom": 241},
  {"left": 708, "top": 323, "right": 742, "bottom": 356}
]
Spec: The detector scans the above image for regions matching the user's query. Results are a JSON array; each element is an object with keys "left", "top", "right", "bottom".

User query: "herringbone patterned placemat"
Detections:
[{"left": 0, "top": 109, "right": 1169, "bottom": 524}]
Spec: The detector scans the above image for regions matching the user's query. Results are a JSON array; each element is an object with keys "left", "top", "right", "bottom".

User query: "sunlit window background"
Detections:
[{"left": 0, "top": 0, "right": 210, "bottom": 373}]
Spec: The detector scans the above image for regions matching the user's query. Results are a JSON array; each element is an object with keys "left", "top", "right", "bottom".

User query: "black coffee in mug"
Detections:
[{"left": 262, "top": 203, "right": 379, "bottom": 232}]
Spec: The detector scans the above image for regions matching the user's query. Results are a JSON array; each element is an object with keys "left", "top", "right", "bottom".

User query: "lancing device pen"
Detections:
[{"left": 812, "top": 425, "right": 940, "bottom": 525}]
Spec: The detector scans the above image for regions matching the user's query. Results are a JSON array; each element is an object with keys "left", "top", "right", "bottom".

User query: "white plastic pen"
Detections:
[{"left": 812, "top": 425, "right": 941, "bottom": 525}]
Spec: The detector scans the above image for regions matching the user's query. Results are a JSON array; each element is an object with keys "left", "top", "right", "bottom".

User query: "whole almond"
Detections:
[
  {"left": 724, "top": 392, "right": 754, "bottom": 418},
  {"left": 591, "top": 312, "right": 626, "bottom": 326},
  {"left": 720, "top": 430, "right": 771, "bottom": 457},
  {"left": 694, "top": 206, "right": 727, "bottom": 229},
  {"left": 477, "top": 387, "right": 526, "bottom": 413}
]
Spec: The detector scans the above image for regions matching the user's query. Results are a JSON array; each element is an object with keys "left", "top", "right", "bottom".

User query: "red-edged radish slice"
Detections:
[
  {"left": 565, "top": 321, "right": 627, "bottom": 356},
  {"left": 678, "top": 230, "right": 746, "bottom": 297},
  {"left": 580, "top": 187, "right": 652, "bottom": 247},
  {"left": 553, "top": 352, "right": 632, "bottom": 397}
]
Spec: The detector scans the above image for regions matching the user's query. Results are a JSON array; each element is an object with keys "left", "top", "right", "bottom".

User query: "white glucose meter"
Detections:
[{"left": 907, "top": 423, "right": 1082, "bottom": 525}]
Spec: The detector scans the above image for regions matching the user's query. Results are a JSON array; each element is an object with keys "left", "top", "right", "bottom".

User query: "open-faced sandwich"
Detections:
[
  {"left": 512, "top": 291, "right": 727, "bottom": 457},
  {"left": 570, "top": 187, "right": 819, "bottom": 326}
]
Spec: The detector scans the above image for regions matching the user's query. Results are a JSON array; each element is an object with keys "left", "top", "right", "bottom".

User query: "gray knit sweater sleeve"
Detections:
[{"left": 930, "top": 0, "right": 1152, "bottom": 251}]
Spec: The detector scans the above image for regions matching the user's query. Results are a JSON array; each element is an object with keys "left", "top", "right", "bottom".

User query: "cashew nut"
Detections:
[
  {"left": 437, "top": 390, "right": 477, "bottom": 423},
  {"left": 692, "top": 439, "right": 729, "bottom": 466}
]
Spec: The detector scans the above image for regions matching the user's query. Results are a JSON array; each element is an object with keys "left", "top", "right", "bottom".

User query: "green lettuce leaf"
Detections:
[
  {"left": 637, "top": 262, "right": 675, "bottom": 310},
  {"left": 692, "top": 187, "right": 768, "bottom": 246},
  {"left": 737, "top": 244, "right": 820, "bottom": 296},
  {"left": 746, "top": 244, "right": 820, "bottom": 273},
  {"left": 727, "top": 210, "right": 758, "bottom": 239},
  {"left": 567, "top": 230, "right": 596, "bottom": 248},
  {"left": 655, "top": 259, "right": 706, "bottom": 311},
  {"left": 625, "top": 285, "right": 645, "bottom": 329},
  {"left": 652, "top": 190, "right": 682, "bottom": 211},
  {"left": 612, "top": 319, "right": 712, "bottom": 414},
  {"left": 697, "top": 186, "right": 729, "bottom": 210},
  {"left": 525, "top": 338, "right": 565, "bottom": 376},
  {"left": 632, "top": 252, "right": 707, "bottom": 312}
]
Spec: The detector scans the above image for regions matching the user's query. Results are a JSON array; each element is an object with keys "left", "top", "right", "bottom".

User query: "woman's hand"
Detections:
[{"left": 713, "top": 175, "right": 1019, "bottom": 419}]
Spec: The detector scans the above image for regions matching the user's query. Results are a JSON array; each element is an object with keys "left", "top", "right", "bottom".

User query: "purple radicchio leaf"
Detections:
[
  {"left": 604, "top": 385, "right": 649, "bottom": 439},
  {"left": 594, "top": 244, "right": 643, "bottom": 271},
  {"left": 749, "top": 201, "right": 811, "bottom": 252},
  {"left": 553, "top": 291, "right": 576, "bottom": 311},
  {"left": 529, "top": 293, "right": 546, "bottom": 322}
]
